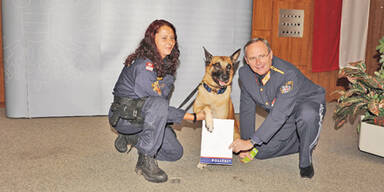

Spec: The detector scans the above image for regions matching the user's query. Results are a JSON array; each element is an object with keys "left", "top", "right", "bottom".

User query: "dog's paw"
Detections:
[
  {"left": 205, "top": 120, "right": 214, "bottom": 132},
  {"left": 205, "top": 112, "right": 214, "bottom": 132},
  {"left": 197, "top": 163, "right": 207, "bottom": 169}
]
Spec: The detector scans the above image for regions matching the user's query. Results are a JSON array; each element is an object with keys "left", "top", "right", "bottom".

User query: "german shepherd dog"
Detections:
[{"left": 193, "top": 47, "right": 241, "bottom": 141}]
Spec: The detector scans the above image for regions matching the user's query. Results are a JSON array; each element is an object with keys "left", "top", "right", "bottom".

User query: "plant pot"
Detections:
[{"left": 359, "top": 118, "right": 384, "bottom": 157}]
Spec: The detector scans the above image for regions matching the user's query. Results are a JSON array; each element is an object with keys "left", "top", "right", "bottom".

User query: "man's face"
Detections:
[{"left": 244, "top": 41, "right": 273, "bottom": 76}]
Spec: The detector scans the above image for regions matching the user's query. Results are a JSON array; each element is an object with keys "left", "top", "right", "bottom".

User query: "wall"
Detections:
[
  {"left": 2, "top": 0, "right": 252, "bottom": 118},
  {"left": 2, "top": 0, "right": 382, "bottom": 111}
]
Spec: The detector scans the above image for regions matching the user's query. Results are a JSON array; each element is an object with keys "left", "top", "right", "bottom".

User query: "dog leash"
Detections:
[{"left": 177, "top": 83, "right": 201, "bottom": 110}]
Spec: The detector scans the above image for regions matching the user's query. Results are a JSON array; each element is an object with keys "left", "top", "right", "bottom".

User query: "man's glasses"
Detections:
[{"left": 246, "top": 51, "right": 270, "bottom": 63}]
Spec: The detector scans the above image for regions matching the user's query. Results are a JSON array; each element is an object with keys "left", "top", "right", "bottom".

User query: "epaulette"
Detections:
[{"left": 271, "top": 66, "right": 284, "bottom": 75}]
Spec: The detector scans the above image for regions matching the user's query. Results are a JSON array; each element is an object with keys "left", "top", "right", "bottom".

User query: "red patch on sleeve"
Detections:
[{"left": 145, "top": 62, "right": 154, "bottom": 71}]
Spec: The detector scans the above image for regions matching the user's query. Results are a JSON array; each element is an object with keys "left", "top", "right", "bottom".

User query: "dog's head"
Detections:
[{"left": 202, "top": 47, "right": 241, "bottom": 88}]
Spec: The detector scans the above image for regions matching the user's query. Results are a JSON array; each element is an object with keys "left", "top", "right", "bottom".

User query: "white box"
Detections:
[
  {"left": 200, "top": 119, "right": 234, "bottom": 165},
  {"left": 359, "top": 120, "right": 384, "bottom": 157}
]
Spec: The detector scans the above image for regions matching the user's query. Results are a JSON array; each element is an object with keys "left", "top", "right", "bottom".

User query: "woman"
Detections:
[{"left": 108, "top": 19, "right": 204, "bottom": 183}]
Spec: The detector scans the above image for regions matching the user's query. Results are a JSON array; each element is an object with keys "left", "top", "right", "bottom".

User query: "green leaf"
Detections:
[
  {"left": 353, "top": 102, "right": 367, "bottom": 116},
  {"left": 345, "top": 88, "right": 365, "bottom": 97},
  {"left": 338, "top": 97, "right": 365, "bottom": 108},
  {"left": 368, "top": 100, "right": 380, "bottom": 116},
  {"left": 331, "top": 90, "right": 346, "bottom": 97},
  {"left": 365, "top": 76, "right": 382, "bottom": 89}
]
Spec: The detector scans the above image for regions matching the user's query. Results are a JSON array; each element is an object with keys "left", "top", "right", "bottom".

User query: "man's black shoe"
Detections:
[
  {"left": 135, "top": 153, "right": 168, "bottom": 183},
  {"left": 114, "top": 133, "right": 138, "bottom": 153},
  {"left": 300, "top": 164, "right": 314, "bottom": 178}
]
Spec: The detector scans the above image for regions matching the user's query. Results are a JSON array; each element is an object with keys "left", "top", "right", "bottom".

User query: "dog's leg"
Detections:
[
  {"left": 228, "top": 102, "right": 241, "bottom": 140},
  {"left": 234, "top": 119, "right": 241, "bottom": 140},
  {"left": 203, "top": 106, "right": 214, "bottom": 132}
]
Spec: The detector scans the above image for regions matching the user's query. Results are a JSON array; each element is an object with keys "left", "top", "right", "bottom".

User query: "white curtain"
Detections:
[
  {"left": 339, "top": 0, "right": 370, "bottom": 68},
  {"left": 3, "top": 0, "right": 252, "bottom": 118}
]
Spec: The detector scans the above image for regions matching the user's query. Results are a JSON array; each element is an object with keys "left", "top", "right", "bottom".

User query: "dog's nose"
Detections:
[{"left": 222, "top": 74, "right": 229, "bottom": 81}]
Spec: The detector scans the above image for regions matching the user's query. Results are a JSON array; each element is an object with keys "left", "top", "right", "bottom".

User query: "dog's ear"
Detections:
[
  {"left": 230, "top": 48, "right": 241, "bottom": 63},
  {"left": 203, "top": 47, "right": 213, "bottom": 66},
  {"left": 233, "top": 60, "right": 240, "bottom": 74}
]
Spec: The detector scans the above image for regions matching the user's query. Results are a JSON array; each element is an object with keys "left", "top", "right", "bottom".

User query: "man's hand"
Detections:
[
  {"left": 239, "top": 151, "right": 251, "bottom": 159},
  {"left": 229, "top": 139, "right": 254, "bottom": 153},
  {"left": 239, "top": 151, "right": 254, "bottom": 163}
]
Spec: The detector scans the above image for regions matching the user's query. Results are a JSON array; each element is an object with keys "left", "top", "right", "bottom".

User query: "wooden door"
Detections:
[
  {"left": 365, "top": 0, "right": 384, "bottom": 75},
  {"left": 0, "top": 0, "right": 4, "bottom": 107}
]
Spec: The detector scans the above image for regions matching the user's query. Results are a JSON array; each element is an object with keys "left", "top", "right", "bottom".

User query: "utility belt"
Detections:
[{"left": 109, "top": 95, "right": 146, "bottom": 127}]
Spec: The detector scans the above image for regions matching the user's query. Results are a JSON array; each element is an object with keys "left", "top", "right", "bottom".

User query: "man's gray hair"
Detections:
[{"left": 243, "top": 38, "right": 271, "bottom": 56}]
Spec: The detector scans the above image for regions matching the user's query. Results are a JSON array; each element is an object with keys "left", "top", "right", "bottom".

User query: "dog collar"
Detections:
[{"left": 203, "top": 82, "right": 227, "bottom": 94}]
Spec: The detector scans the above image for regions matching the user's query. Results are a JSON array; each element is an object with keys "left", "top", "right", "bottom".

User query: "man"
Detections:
[{"left": 229, "top": 38, "right": 326, "bottom": 178}]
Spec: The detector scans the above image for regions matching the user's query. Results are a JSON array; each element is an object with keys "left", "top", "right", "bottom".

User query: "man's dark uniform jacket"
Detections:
[{"left": 239, "top": 56, "right": 326, "bottom": 166}]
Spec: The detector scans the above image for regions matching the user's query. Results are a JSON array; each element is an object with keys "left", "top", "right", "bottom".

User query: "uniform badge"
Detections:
[
  {"left": 271, "top": 98, "right": 276, "bottom": 107},
  {"left": 280, "top": 81, "right": 293, "bottom": 94},
  {"left": 152, "top": 77, "right": 163, "bottom": 95},
  {"left": 145, "top": 62, "right": 154, "bottom": 71},
  {"left": 261, "top": 71, "right": 271, "bottom": 85}
]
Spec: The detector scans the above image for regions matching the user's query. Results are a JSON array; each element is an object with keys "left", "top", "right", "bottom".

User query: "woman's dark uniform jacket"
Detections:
[
  {"left": 109, "top": 58, "right": 185, "bottom": 161},
  {"left": 239, "top": 56, "right": 326, "bottom": 167}
]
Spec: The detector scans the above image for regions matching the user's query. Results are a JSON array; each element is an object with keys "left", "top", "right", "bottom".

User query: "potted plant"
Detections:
[{"left": 333, "top": 36, "right": 384, "bottom": 157}]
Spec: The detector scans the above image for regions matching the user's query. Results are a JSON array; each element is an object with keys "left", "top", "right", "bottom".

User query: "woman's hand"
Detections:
[
  {"left": 195, "top": 111, "right": 205, "bottom": 121},
  {"left": 183, "top": 111, "right": 205, "bottom": 122}
]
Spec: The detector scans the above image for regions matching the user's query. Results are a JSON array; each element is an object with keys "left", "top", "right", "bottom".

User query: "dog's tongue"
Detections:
[{"left": 219, "top": 80, "right": 226, "bottom": 86}]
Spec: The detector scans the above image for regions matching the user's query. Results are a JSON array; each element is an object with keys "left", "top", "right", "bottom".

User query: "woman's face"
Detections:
[{"left": 155, "top": 25, "right": 176, "bottom": 59}]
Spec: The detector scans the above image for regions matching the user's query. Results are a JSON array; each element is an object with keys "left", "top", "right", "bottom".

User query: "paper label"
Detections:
[{"left": 200, "top": 119, "right": 234, "bottom": 165}]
